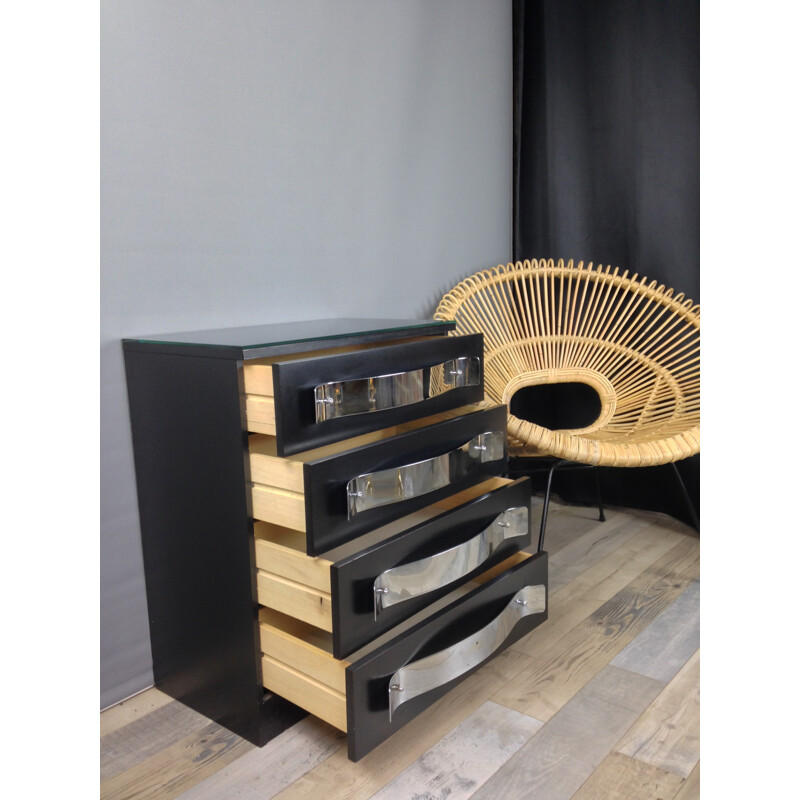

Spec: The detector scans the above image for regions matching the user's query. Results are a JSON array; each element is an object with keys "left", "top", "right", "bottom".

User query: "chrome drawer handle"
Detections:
[
  {"left": 346, "top": 430, "right": 505, "bottom": 518},
  {"left": 373, "top": 506, "right": 529, "bottom": 619},
  {"left": 388, "top": 584, "right": 546, "bottom": 721},
  {"left": 314, "top": 357, "right": 481, "bottom": 422}
]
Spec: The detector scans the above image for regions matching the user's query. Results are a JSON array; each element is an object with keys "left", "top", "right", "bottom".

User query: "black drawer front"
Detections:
[
  {"left": 272, "top": 334, "right": 484, "bottom": 456},
  {"left": 303, "top": 405, "right": 508, "bottom": 556},
  {"left": 344, "top": 550, "right": 548, "bottom": 762},
  {"left": 330, "top": 478, "right": 532, "bottom": 659}
]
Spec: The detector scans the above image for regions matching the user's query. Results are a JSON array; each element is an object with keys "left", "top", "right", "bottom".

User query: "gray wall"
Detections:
[{"left": 101, "top": 0, "right": 513, "bottom": 708}]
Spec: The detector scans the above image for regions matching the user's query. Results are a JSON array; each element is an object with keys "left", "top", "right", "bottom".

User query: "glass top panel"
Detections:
[{"left": 124, "top": 318, "right": 453, "bottom": 350}]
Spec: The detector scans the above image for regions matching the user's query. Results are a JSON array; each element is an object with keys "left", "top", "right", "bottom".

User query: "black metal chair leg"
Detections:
[
  {"left": 594, "top": 466, "right": 606, "bottom": 522},
  {"left": 538, "top": 459, "right": 566, "bottom": 552},
  {"left": 670, "top": 462, "right": 700, "bottom": 532}
]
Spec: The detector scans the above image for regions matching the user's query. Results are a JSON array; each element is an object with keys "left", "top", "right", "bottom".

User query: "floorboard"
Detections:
[
  {"left": 545, "top": 510, "right": 643, "bottom": 592},
  {"left": 174, "top": 716, "right": 345, "bottom": 800},
  {"left": 101, "top": 699, "right": 215, "bottom": 781},
  {"left": 469, "top": 666, "right": 664, "bottom": 800},
  {"left": 100, "top": 722, "right": 254, "bottom": 800},
  {"left": 616, "top": 650, "right": 701, "bottom": 778},
  {"left": 673, "top": 762, "right": 700, "bottom": 799},
  {"left": 512, "top": 520, "right": 684, "bottom": 660},
  {"left": 610, "top": 580, "right": 700, "bottom": 682},
  {"left": 369, "top": 701, "right": 543, "bottom": 800},
  {"left": 569, "top": 752, "right": 685, "bottom": 800},
  {"left": 100, "top": 687, "right": 174, "bottom": 738}
]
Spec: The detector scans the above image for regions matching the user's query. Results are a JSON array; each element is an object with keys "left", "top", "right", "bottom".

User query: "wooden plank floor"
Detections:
[{"left": 100, "top": 498, "right": 700, "bottom": 800}]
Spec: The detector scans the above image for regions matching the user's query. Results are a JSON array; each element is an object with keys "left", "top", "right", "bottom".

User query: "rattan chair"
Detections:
[{"left": 434, "top": 258, "right": 700, "bottom": 546}]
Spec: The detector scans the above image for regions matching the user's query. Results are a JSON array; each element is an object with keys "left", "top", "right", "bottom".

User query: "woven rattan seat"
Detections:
[{"left": 435, "top": 259, "right": 700, "bottom": 538}]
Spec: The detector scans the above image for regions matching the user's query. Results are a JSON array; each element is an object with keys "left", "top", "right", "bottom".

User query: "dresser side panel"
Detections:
[{"left": 123, "top": 349, "right": 265, "bottom": 742}]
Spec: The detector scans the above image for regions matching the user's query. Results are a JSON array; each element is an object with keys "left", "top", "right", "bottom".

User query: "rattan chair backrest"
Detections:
[{"left": 434, "top": 259, "right": 700, "bottom": 467}]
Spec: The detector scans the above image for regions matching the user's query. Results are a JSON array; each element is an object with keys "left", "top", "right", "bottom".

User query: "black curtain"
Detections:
[{"left": 512, "top": 0, "right": 700, "bottom": 526}]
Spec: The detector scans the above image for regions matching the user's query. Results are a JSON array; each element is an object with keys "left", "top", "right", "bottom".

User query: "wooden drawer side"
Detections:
[
  {"left": 254, "top": 522, "right": 332, "bottom": 592},
  {"left": 251, "top": 484, "right": 306, "bottom": 532},
  {"left": 244, "top": 395, "right": 277, "bottom": 436},
  {"left": 256, "top": 571, "right": 332, "bottom": 632},
  {"left": 259, "top": 611, "right": 347, "bottom": 693},
  {"left": 261, "top": 655, "right": 347, "bottom": 732},
  {"left": 259, "top": 609, "right": 349, "bottom": 731}
]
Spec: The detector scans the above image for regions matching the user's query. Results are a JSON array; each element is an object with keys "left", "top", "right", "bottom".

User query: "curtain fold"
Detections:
[{"left": 512, "top": 0, "right": 700, "bottom": 525}]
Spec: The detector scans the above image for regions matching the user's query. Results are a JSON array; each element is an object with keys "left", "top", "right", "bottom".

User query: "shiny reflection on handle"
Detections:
[
  {"left": 428, "top": 357, "right": 481, "bottom": 398},
  {"left": 314, "top": 356, "right": 480, "bottom": 422},
  {"left": 373, "top": 506, "right": 529, "bottom": 619},
  {"left": 346, "top": 430, "right": 505, "bottom": 518},
  {"left": 388, "top": 584, "right": 547, "bottom": 721}
]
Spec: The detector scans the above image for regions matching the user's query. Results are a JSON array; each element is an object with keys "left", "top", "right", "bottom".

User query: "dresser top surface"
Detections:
[{"left": 122, "top": 318, "right": 455, "bottom": 359}]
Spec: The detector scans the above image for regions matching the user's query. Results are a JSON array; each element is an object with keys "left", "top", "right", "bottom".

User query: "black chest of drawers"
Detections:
[{"left": 123, "top": 318, "right": 548, "bottom": 762}]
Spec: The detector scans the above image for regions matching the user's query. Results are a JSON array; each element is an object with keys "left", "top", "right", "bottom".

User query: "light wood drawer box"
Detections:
[
  {"left": 259, "top": 549, "right": 548, "bottom": 762},
  {"left": 242, "top": 333, "right": 484, "bottom": 456},
  {"left": 255, "top": 476, "right": 532, "bottom": 658},
  {"left": 249, "top": 404, "right": 509, "bottom": 555}
]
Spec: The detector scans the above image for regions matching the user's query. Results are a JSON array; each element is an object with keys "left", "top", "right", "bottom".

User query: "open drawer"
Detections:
[
  {"left": 255, "top": 476, "right": 532, "bottom": 658},
  {"left": 248, "top": 404, "right": 509, "bottom": 555},
  {"left": 259, "top": 549, "right": 548, "bottom": 761},
  {"left": 242, "top": 334, "right": 484, "bottom": 455}
]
